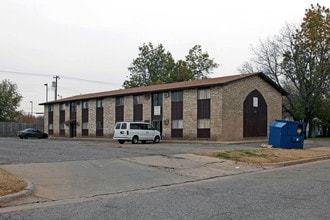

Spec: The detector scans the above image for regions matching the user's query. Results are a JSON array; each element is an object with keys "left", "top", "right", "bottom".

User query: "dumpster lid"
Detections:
[{"left": 271, "top": 121, "right": 287, "bottom": 128}]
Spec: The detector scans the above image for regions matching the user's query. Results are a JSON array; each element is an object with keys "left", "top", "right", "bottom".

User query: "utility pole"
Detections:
[{"left": 53, "top": 75, "right": 60, "bottom": 100}]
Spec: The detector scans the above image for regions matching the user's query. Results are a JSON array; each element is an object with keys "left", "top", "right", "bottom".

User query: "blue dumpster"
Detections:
[{"left": 268, "top": 120, "right": 305, "bottom": 149}]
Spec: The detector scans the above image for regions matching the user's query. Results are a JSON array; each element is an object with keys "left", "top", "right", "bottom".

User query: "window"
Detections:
[
  {"left": 121, "top": 122, "right": 127, "bottom": 129},
  {"left": 172, "top": 91, "right": 183, "bottom": 102},
  {"left": 253, "top": 97, "right": 258, "bottom": 107},
  {"left": 172, "top": 120, "right": 183, "bottom": 129},
  {"left": 96, "top": 121, "right": 103, "bottom": 129},
  {"left": 130, "top": 123, "right": 140, "bottom": 130},
  {"left": 134, "top": 95, "right": 143, "bottom": 105},
  {"left": 134, "top": 95, "right": 143, "bottom": 121},
  {"left": 116, "top": 97, "right": 124, "bottom": 122},
  {"left": 198, "top": 88, "right": 211, "bottom": 100},
  {"left": 70, "top": 102, "right": 77, "bottom": 113},
  {"left": 49, "top": 123, "right": 54, "bottom": 130},
  {"left": 82, "top": 122, "right": 88, "bottom": 129},
  {"left": 153, "top": 93, "right": 162, "bottom": 106},
  {"left": 116, "top": 97, "right": 124, "bottom": 106},
  {"left": 60, "top": 103, "right": 65, "bottom": 111},
  {"left": 48, "top": 105, "right": 54, "bottom": 112},
  {"left": 59, "top": 122, "right": 65, "bottom": 130},
  {"left": 82, "top": 101, "right": 89, "bottom": 109},
  {"left": 139, "top": 124, "right": 148, "bottom": 130},
  {"left": 96, "top": 99, "right": 103, "bottom": 108},
  {"left": 197, "top": 119, "right": 210, "bottom": 128}
]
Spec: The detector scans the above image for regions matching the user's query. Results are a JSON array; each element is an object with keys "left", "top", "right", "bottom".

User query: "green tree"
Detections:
[
  {"left": 239, "top": 4, "right": 330, "bottom": 137},
  {"left": 0, "top": 79, "right": 22, "bottom": 122},
  {"left": 123, "top": 43, "right": 175, "bottom": 88},
  {"left": 123, "top": 43, "right": 219, "bottom": 88},
  {"left": 316, "top": 98, "right": 330, "bottom": 136},
  {"left": 282, "top": 4, "right": 330, "bottom": 136},
  {"left": 185, "top": 45, "right": 219, "bottom": 80}
]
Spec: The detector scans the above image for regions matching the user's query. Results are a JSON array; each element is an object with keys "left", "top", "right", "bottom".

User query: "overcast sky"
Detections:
[{"left": 0, "top": 0, "right": 328, "bottom": 115}]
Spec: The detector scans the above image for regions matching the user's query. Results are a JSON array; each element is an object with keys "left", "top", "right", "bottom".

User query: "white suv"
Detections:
[{"left": 113, "top": 122, "right": 161, "bottom": 144}]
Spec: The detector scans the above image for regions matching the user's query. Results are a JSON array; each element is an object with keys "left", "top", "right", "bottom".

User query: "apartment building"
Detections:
[{"left": 40, "top": 72, "right": 287, "bottom": 141}]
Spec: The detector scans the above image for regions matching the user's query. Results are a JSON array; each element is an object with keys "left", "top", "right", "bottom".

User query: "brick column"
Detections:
[
  {"left": 183, "top": 89, "right": 197, "bottom": 139},
  {"left": 124, "top": 95, "right": 133, "bottom": 122},
  {"left": 88, "top": 99, "right": 96, "bottom": 137},
  {"left": 104, "top": 97, "right": 116, "bottom": 137},
  {"left": 162, "top": 92, "right": 171, "bottom": 139},
  {"left": 210, "top": 86, "right": 223, "bottom": 140},
  {"left": 53, "top": 104, "right": 59, "bottom": 136}
]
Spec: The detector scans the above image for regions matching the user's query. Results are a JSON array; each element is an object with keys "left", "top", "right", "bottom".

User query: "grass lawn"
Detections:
[
  {"left": 194, "top": 148, "right": 330, "bottom": 164},
  {"left": 0, "top": 168, "right": 27, "bottom": 197},
  {"left": 309, "top": 137, "right": 330, "bottom": 141}
]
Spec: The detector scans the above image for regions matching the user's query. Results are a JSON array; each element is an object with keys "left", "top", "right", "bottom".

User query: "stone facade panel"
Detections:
[
  {"left": 88, "top": 99, "right": 96, "bottom": 137},
  {"left": 183, "top": 89, "right": 197, "bottom": 139}
]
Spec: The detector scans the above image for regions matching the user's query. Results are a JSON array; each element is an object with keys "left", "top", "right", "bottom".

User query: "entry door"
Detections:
[
  {"left": 70, "top": 124, "right": 77, "bottom": 138},
  {"left": 153, "top": 120, "right": 162, "bottom": 136},
  {"left": 243, "top": 90, "right": 267, "bottom": 137}
]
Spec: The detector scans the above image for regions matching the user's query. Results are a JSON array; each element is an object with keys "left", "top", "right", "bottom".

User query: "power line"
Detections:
[
  {"left": 0, "top": 70, "right": 53, "bottom": 77},
  {"left": 0, "top": 69, "right": 120, "bottom": 86}
]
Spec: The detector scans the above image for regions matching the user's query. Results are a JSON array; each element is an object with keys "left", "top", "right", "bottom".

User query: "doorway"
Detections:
[
  {"left": 243, "top": 90, "right": 267, "bottom": 137},
  {"left": 70, "top": 123, "right": 77, "bottom": 138}
]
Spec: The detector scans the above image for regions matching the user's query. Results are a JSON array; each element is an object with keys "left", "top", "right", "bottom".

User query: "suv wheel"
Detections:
[{"left": 132, "top": 136, "right": 139, "bottom": 144}]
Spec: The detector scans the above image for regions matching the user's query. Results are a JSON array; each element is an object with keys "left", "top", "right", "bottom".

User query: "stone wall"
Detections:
[
  {"left": 43, "top": 75, "right": 284, "bottom": 141},
  {"left": 162, "top": 92, "right": 172, "bottom": 139},
  {"left": 183, "top": 88, "right": 197, "bottom": 139},
  {"left": 75, "top": 102, "right": 82, "bottom": 137},
  {"left": 210, "top": 86, "right": 223, "bottom": 140},
  {"left": 124, "top": 95, "right": 133, "bottom": 122},
  {"left": 88, "top": 99, "right": 96, "bottom": 137},
  {"left": 43, "top": 106, "right": 49, "bottom": 133},
  {"left": 222, "top": 75, "right": 282, "bottom": 140},
  {"left": 104, "top": 97, "right": 116, "bottom": 137},
  {"left": 53, "top": 103, "right": 59, "bottom": 136},
  {"left": 143, "top": 94, "right": 152, "bottom": 122}
]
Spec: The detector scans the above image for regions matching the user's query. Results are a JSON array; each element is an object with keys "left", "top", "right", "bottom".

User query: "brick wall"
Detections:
[
  {"left": 222, "top": 75, "right": 282, "bottom": 140},
  {"left": 104, "top": 97, "right": 116, "bottom": 137},
  {"left": 124, "top": 95, "right": 133, "bottom": 122},
  {"left": 65, "top": 103, "right": 70, "bottom": 136},
  {"left": 88, "top": 99, "right": 96, "bottom": 137},
  {"left": 210, "top": 86, "right": 223, "bottom": 140},
  {"left": 43, "top": 75, "right": 283, "bottom": 141},
  {"left": 76, "top": 102, "right": 82, "bottom": 137},
  {"left": 44, "top": 106, "right": 48, "bottom": 133},
  {"left": 162, "top": 92, "right": 171, "bottom": 139},
  {"left": 183, "top": 88, "right": 197, "bottom": 139},
  {"left": 143, "top": 94, "right": 152, "bottom": 122},
  {"left": 53, "top": 104, "right": 59, "bottom": 136}
]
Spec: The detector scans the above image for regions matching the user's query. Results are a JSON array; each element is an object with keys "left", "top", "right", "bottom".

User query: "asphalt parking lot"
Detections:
[
  {"left": 0, "top": 137, "right": 262, "bottom": 204},
  {"left": 0, "top": 137, "right": 329, "bottom": 215}
]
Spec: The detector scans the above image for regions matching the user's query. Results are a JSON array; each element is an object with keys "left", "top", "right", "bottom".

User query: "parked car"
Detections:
[
  {"left": 113, "top": 122, "right": 161, "bottom": 144},
  {"left": 17, "top": 128, "right": 48, "bottom": 139}
]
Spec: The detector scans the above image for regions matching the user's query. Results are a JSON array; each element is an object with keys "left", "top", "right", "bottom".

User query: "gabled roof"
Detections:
[{"left": 40, "top": 72, "right": 287, "bottom": 105}]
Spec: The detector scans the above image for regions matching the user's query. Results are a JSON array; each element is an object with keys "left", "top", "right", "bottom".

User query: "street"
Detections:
[{"left": 0, "top": 138, "right": 329, "bottom": 219}]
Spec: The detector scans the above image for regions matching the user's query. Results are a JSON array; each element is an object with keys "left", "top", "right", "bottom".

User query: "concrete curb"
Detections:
[
  {"left": 0, "top": 180, "right": 34, "bottom": 205},
  {"left": 260, "top": 156, "right": 330, "bottom": 168}
]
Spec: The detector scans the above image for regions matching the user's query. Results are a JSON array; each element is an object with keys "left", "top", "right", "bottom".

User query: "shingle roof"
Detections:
[{"left": 40, "top": 72, "right": 287, "bottom": 105}]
